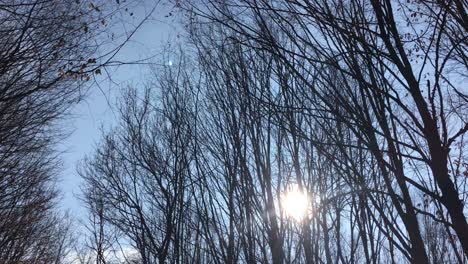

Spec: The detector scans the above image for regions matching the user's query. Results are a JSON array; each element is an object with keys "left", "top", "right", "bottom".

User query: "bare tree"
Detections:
[
  {"left": 81, "top": 0, "right": 468, "bottom": 263},
  {"left": 185, "top": 0, "right": 468, "bottom": 262},
  {"left": 0, "top": 0, "right": 146, "bottom": 262},
  {"left": 80, "top": 53, "right": 200, "bottom": 263}
]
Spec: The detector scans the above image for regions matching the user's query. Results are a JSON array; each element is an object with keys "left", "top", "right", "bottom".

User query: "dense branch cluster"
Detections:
[
  {"left": 0, "top": 0, "right": 457, "bottom": 263},
  {"left": 79, "top": 0, "right": 468, "bottom": 263}
]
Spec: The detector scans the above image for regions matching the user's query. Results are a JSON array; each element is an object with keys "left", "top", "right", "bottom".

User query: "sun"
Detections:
[{"left": 281, "top": 184, "right": 309, "bottom": 221}]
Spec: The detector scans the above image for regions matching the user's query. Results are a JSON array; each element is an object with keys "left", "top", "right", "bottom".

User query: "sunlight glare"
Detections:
[{"left": 281, "top": 184, "right": 309, "bottom": 221}]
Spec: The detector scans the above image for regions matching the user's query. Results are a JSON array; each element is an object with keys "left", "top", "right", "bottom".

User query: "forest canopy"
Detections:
[
  {"left": 80, "top": 0, "right": 468, "bottom": 263},
  {"left": 1, "top": 0, "right": 467, "bottom": 263}
]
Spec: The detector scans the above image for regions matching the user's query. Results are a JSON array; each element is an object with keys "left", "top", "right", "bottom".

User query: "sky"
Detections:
[{"left": 58, "top": 1, "right": 180, "bottom": 221}]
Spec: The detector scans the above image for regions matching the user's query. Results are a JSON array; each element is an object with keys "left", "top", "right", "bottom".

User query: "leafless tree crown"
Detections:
[{"left": 79, "top": 0, "right": 467, "bottom": 263}]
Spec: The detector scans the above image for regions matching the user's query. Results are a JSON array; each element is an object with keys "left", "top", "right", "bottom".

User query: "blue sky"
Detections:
[{"left": 58, "top": 2, "right": 179, "bottom": 220}]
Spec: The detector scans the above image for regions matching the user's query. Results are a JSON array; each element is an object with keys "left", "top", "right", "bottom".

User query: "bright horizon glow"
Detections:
[{"left": 281, "top": 184, "right": 309, "bottom": 221}]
